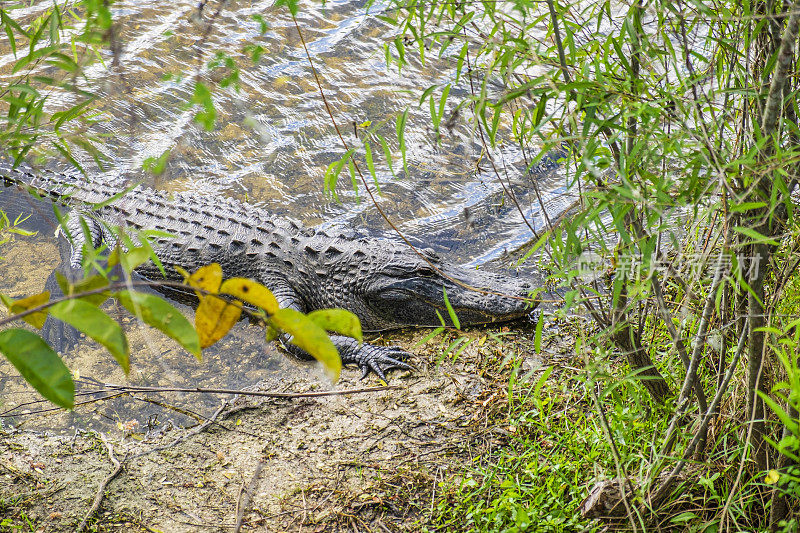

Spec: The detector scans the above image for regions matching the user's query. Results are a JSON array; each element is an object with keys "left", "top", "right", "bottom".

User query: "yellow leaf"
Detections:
[
  {"left": 220, "top": 278, "right": 279, "bottom": 315},
  {"left": 8, "top": 291, "right": 51, "bottom": 329},
  {"left": 270, "top": 308, "right": 341, "bottom": 382},
  {"left": 187, "top": 264, "right": 223, "bottom": 296},
  {"left": 765, "top": 470, "right": 780, "bottom": 484},
  {"left": 108, "top": 247, "right": 120, "bottom": 268},
  {"left": 195, "top": 295, "right": 242, "bottom": 348},
  {"left": 174, "top": 265, "right": 190, "bottom": 280},
  {"left": 306, "top": 309, "right": 362, "bottom": 343}
]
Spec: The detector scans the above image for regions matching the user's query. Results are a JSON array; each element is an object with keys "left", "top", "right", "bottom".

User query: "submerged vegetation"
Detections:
[{"left": 1, "top": 0, "right": 800, "bottom": 530}]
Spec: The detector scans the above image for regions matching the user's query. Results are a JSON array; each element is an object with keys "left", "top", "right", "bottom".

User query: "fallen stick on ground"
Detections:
[{"left": 77, "top": 433, "right": 123, "bottom": 533}]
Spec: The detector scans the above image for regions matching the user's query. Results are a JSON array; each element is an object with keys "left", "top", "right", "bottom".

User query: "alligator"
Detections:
[{"left": 0, "top": 160, "right": 536, "bottom": 379}]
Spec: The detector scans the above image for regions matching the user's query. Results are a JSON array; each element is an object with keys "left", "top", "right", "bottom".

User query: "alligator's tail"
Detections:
[{"left": 0, "top": 159, "right": 121, "bottom": 207}]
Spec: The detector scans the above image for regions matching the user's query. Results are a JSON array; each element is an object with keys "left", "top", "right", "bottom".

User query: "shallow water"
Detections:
[{"left": 0, "top": 0, "right": 573, "bottom": 432}]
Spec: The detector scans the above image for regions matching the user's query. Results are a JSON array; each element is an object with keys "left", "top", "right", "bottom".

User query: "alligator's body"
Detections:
[{"left": 1, "top": 161, "right": 535, "bottom": 379}]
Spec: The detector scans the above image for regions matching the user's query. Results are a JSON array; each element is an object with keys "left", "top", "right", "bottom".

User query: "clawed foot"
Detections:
[
  {"left": 352, "top": 344, "right": 413, "bottom": 382},
  {"left": 281, "top": 334, "right": 414, "bottom": 381}
]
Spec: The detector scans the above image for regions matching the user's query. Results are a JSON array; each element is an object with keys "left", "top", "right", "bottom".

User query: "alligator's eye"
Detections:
[
  {"left": 416, "top": 266, "right": 436, "bottom": 277},
  {"left": 421, "top": 247, "right": 440, "bottom": 261}
]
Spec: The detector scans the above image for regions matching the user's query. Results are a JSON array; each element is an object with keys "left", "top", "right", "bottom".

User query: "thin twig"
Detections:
[
  {"left": 77, "top": 433, "right": 123, "bottom": 532},
  {"left": 234, "top": 460, "right": 266, "bottom": 533},
  {"left": 0, "top": 278, "right": 226, "bottom": 329},
  {"left": 74, "top": 400, "right": 232, "bottom": 532},
  {"left": 101, "top": 383, "right": 399, "bottom": 399},
  {"left": 128, "top": 400, "right": 229, "bottom": 461}
]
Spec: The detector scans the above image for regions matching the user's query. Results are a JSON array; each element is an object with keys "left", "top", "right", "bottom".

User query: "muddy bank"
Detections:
[
  {"left": 0, "top": 225, "right": 580, "bottom": 531},
  {"left": 0, "top": 319, "right": 586, "bottom": 532}
]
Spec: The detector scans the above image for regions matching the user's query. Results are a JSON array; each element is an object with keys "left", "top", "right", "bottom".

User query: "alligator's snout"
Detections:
[{"left": 360, "top": 255, "right": 537, "bottom": 331}]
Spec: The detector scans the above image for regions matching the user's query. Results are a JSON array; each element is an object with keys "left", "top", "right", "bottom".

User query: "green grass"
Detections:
[
  {"left": 422, "top": 312, "right": 800, "bottom": 532},
  {"left": 427, "top": 352, "right": 672, "bottom": 532}
]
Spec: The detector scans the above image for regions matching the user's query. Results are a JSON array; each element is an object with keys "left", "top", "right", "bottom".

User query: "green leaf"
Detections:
[
  {"left": 274, "top": 0, "right": 299, "bottom": 15},
  {"left": 191, "top": 82, "right": 216, "bottom": 130},
  {"left": 437, "top": 84, "right": 450, "bottom": 126},
  {"left": 6, "top": 84, "right": 40, "bottom": 98},
  {"left": 413, "top": 326, "right": 445, "bottom": 348},
  {"left": 49, "top": 300, "right": 130, "bottom": 374},
  {"left": 270, "top": 308, "right": 342, "bottom": 382},
  {"left": 306, "top": 309, "right": 363, "bottom": 343},
  {"left": 49, "top": 3, "right": 61, "bottom": 44},
  {"left": 2, "top": 12, "right": 18, "bottom": 57},
  {"left": 396, "top": 109, "right": 408, "bottom": 174},
  {"left": 442, "top": 287, "right": 461, "bottom": 330},
  {"left": 419, "top": 84, "right": 438, "bottom": 106},
  {"left": 251, "top": 14, "right": 269, "bottom": 34},
  {"left": 90, "top": 180, "right": 142, "bottom": 211},
  {"left": 0, "top": 329, "right": 74, "bottom": 409},
  {"left": 51, "top": 97, "right": 96, "bottom": 132},
  {"left": 729, "top": 201, "right": 767, "bottom": 213},
  {"left": 347, "top": 158, "right": 359, "bottom": 201},
  {"left": 733, "top": 226, "right": 780, "bottom": 246},
  {"left": 534, "top": 311, "right": 544, "bottom": 354},
  {"left": 489, "top": 104, "right": 502, "bottom": 146},
  {"left": 759, "top": 390, "right": 799, "bottom": 435},
  {"left": 455, "top": 42, "right": 468, "bottom": 84},
  {"left": 534, "top": 366, "right": 553, "bottom": 399},
  {"left": 116, "top": 290, "right": 201, "bottom": 360},
  {"left": 324, "top": 148, "right": 355, "bottom": 200},
  {"left": 55, "top": 272, "right": 110, "bottom": 306},
  {"left": 430, "top": 92, "right": 439, "bottom": 131},
  {"left": 393, "top": 36, "right": 406, "bottom": 73},
  {"left": 363, "top": 141, "right": 381, "bottom": 192},
  {"left": 119, "top": 245, "right": 152, "bottom": 273},
  {"left": 52, "top": 140, "right": 86, "bottom": 177},
  {"left": 378, "top": 135, "right": 396, "bottom": 178},
  {"left": 142, "top": 150, "right": 171, "bottom": 175},
  {"left": 670, "top": 512, "right": 698, "bottom": 524},
  {"left": 13, "top": 45, "right": 57, "bottom": 74}
]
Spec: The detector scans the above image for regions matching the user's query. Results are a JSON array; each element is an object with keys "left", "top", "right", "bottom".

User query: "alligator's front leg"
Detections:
[
  {"left": 41, "top": 214, "right": 110, "bottom": 352},
  {"left": 326, "top": 334, "right": 412, "bottom": 381},
  {"left": 270, "top": 281, "right": 412, "bottom": 380}
]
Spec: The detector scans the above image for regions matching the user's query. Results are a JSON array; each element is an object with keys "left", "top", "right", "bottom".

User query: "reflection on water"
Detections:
[{"left": 0, "top": 0, "right": 573, "bottom": 432}]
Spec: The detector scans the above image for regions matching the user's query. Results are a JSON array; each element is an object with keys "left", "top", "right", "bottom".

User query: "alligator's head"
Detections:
[{"left": 358, "top": 246, "right": 536, "bottom": 331}]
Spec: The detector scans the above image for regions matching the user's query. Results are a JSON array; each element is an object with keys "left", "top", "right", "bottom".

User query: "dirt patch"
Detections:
[{"left": 0, "top": 315, "right": 584, "bottom": 532}]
